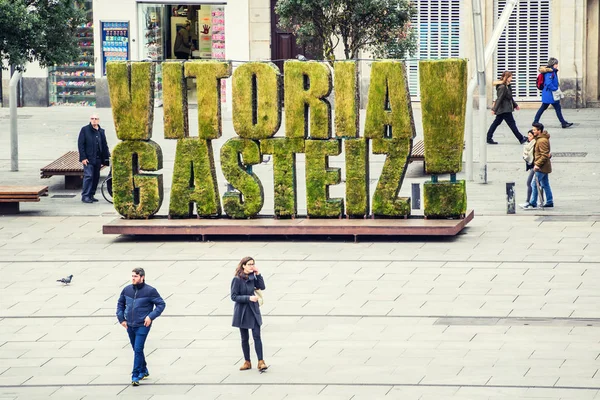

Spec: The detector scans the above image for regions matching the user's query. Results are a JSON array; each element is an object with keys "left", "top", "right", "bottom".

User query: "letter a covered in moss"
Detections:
[
  {"left": 419, "top": 59, "right": 467, "bottom": 174},
  {"left": 169, "top": 138, "right": 221, "bottom": 218},
  {"left": 305, "top": 140, "right": 343, "bottom": 218},
  {"left": 233, "top": 62, "right": 282, "bottom": 140},
  {"left": 185, "top": 61, "right": 232, "bottom": 139},
  {"left": 112, "top": 140, "right": 163, "bottom": 219},
  {"left": 284, "top": 61, "right": 332, "bottom": 139},
  {"left": 334, "top": 61, "right": 359, "bottom": 138},
  {"left": 107, "top": 62, "right": 155, "bottom": 140},
  {"left": 364, "top": 61, "right": 415, "bottom": 140},
  {"left": 345, "top": 138, "right": 369, "bottom": 217},
  {"left": 260, "top": 138, "right": 304, "bottom": 218},
  {"left": 371, "top": 138, "right": 411, "bottom": 217},
  {"left": 163, "top": 61, "right": 189, "bottom": 139},
  {"left": 220, "top": 138, "right": 264, "bottom": 218}
]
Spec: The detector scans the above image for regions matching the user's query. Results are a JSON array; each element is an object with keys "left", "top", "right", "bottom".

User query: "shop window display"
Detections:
[{"left": 49, "top": 2, "right": 95, "bottom": 106}]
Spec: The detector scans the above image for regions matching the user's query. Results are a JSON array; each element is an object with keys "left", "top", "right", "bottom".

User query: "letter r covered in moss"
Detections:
[
  {"left": 220, "top": 138, "right": 264, "bottom": 218},
  {"left": 112, "top": 140, "right": 163, "bottom": 219},
  {"left": 106, "top": 62, "right": 155, "bottom": 140},
  {"left": 169, "top": 138, "right": 221, "bottom": 218},
  {"left": 284, "top": 61, "right": 332, "bottom": 139}
]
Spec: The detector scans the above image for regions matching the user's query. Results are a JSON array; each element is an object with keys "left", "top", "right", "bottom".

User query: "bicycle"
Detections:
[{"left": 101, "top": 167, "right": 113, "bottom": 204}]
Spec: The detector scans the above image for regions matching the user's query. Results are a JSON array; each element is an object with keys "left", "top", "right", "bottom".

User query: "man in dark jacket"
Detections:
[
  {"left": 116, "top": 268, "right": 166, "bottom": 386},
  {"left": 77, "top": 114, "right": 110, "bottom": 203}
]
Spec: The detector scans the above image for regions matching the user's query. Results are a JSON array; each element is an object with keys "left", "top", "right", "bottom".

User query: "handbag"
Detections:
[
  {"left": 552, "top": 88, "right": 563, "bottom": 102},
  {"left": 254, "top": 289, "right": 264, "bottom": 307}
]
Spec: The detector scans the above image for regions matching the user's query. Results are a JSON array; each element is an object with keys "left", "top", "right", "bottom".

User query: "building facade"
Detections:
[{"left": 2, "top": 0, "right": 599, "bottom": 108}]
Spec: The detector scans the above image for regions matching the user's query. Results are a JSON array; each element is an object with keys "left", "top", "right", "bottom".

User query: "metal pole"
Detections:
[
  {"left": 10, "top": 70, "right": 23, "bottom": 172},
  {"left": 465, "top": 0, "right": 520, "bottom": 181},
  {"left": 472, "top": 0, "right": 487, "bottom": 183}
]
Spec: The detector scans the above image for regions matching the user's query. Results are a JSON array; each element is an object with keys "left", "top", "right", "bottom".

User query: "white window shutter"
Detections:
[
  {"left": 495, "top": 0, "right": 551, "bottom": 101},
  {"left": 407, "top": 0, "right": 461, "bottom": 99}
]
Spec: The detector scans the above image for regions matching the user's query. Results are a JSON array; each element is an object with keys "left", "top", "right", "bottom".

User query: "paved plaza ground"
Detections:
[{"left": 0, "top": 104, "right": 599, "bottom": 399}]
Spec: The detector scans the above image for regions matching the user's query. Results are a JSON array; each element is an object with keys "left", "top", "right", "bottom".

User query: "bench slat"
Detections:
[{"left": 0, "top": 186, "right": 48, "bottom": 196}]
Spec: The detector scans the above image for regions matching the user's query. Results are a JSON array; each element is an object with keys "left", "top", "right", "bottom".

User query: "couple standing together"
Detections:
[{"left": 486, "top": 57, "right": 573, "bottom": 145}]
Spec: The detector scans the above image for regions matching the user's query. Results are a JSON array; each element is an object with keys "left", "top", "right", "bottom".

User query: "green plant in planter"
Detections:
[
  {"left": 371, "top": 138, "right": 411, "bottom": 217},
  {"left": 112, "top": 140, "right": 163, "bottom": 219},
  {"left": 169, "top": 138, "right": 221, "bottom": 218},
  {"left": 345, "top": 138, "right": 369, "bottom": 217},
  {"left": 423, "top": 180, "right": 467, "bottom": 218},
  {"left": 419, "top": 59, "right": 467, "bottom": 174},
  {"left": 107, "top": 61, "right": 155, "bottom": 141},
  {"left": 305, "top": 139, "right": 343, "bottom": 218},
  {"left": 260, "top": 138, "right": 305, "bottom": 218},
  {"left": 364, "top": 60, "right": 415, "bottom": 140},
  {"left": 233, "top": 62, "right": 282, "bottom": 140},
  {"left": 163, "top": 61, "right": 188, "bottom": 139},
  {"left": 284, "top": 60, "right": 332, "bottom": 139},
  {"left": 220, "top": 138, "right": 264, "bottom": 218},
  {"left": 334, "top": 61, "right": 359, "bottom": 138},
  {"left": 185, "top": 61, "right": 232, "bottom": 139}
]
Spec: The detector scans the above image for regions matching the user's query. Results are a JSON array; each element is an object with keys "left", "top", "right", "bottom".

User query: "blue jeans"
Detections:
[
  {"left": 533, "top": 102, "right": 567, "bottom": 125},
  {"left": 82, "top": 159, "right": 102, "bottom": 199},
  {"left": 127, "top": 325, "right": 150, "bottom": 380},
  {"left": 530, "top": 171, "right": 553, "bottom": 206}
]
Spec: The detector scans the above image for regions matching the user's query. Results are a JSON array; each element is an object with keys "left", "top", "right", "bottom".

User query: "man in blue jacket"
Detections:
[
  {"left": 77, "top": 114, "right": 110, "bottom": 203},
  {"left": 116, "top": 268, "right": 166, "bottom": 386}
]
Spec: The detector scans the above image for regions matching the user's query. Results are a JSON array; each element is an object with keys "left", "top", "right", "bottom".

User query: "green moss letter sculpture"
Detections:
[
  {"left": 107, "top": 62, "right": 155, "bottom": 140},
  {"left": 424, "top": 180, "right": 467, "bottom": 219},
  {"left": 112, "top": 140, "right": 163, "bottom": 219},
  {"left": 163, "top": 61, "right": 188, "bottom": 139},
  {"left": 345, "top": 138, "right": 369, "bottom": 217},
  {"left": 305, "top": 139, "right": 343, "bottom": 218},
  {"left": 233, "top": 62, "right": 282, "bottom": 140},
  {"left": 371, "top": 138, "right": 411, "bottom": 217},
  {"left": 284, "top": 61, "right": 332, "bottom": 139},
  {"left": 364, "top": 61, "right": 415, "bottom": 140},
  {"left": 220, "top": 138, "right": 264, "bottom": 218},
  {"left": 185, "top": 61, "right": 232, "bottom": 139},
  {"left": 169, "top": 138, "right": 221, "bottom": 218},
  {"left": 334, "top": 61, "right": 359, "bottom": 138},
  {"left": 260, "top": 138, "right": 304, "bottom": 218},
  {"left": 419, "top": 59, "right": 467, "bottom": 174}
]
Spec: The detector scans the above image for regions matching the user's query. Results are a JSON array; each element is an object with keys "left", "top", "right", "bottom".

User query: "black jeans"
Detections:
[
  {"left": 486, "top": 112, "right": 524, "bottom": 142},
  {"left": 533, "top": 101, "right": 567, "bottom": 125},
  {"left": 82, "top": 159, "right": 102, "bottom": 199},
  {"left": 240, "top": 326, "right": 263, "bottom": 361}
]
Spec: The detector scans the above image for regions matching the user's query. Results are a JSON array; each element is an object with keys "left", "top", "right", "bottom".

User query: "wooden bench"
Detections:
[
  {"left": 40, "top": 151, "right": 104, "bottom": 189},
  {"left": 0, "top": 186, "right": 49, "bottom": 214},
  {"left": 408, "top": 139, "right": 426, "bottom": 172}
]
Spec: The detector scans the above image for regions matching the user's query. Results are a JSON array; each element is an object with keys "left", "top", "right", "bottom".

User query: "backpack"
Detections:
[{"left": 536, "top": 73, "right": 545, "bottom": 90}]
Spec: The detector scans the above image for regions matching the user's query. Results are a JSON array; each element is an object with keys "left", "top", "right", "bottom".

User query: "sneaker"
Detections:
[
  {"left": 562, "top": 122, "right": 573, "bottom": 128},
  {"left": 139, "top": 371, "right": 149, "bottom": 380},
  {"left": 522, "top": 203, "right": 537, "bottom": 210},
  {"left": 131, "top": 378, "right": 140, "bottom": 386},
  {"left": 518, "top": 203, "right": 531, "bottom": 209},
  {"left": 487, "top": 139, "right": 498, "bottom": 145},
  {"left": 542, "top": 203, "right": 554, "bottom": 208}
]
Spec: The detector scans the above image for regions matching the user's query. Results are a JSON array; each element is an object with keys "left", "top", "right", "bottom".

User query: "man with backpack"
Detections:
[{"left": 533, "top": 57, "right": 573, "bottom": 128}]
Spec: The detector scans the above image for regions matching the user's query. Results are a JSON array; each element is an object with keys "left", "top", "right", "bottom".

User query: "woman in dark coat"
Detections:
[
  {"left": 486, "top": 71, "right": 526, "bottom": 144},
  {"left": 231, "top": 256, "right": 267, "bottom": 371}
]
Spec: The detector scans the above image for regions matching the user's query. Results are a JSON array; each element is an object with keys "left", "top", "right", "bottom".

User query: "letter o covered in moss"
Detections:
[
  {"left": 112, "top": 140, "right": 163, "bottom": 219},
  {"left": 220, "top": 138, "right": 264, "bottom": 218},
  {"left": 107, "top": 62, "right": 155, "bottom": 141},
  {"left": 233, "top": 62, "right": 282, "bottom": 140},
  {"left": 419, "top": 59, "right": 467, "bottom": 174}
]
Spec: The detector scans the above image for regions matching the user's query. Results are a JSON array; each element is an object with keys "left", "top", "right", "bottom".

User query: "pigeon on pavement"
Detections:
[{"left": 57, "top": 275, "right": 73, "bottom": 285}]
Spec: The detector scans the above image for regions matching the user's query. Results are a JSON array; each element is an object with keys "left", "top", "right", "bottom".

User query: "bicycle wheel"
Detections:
[{"left": 101, "top": 176, "right": 113, "bottom": 204}]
